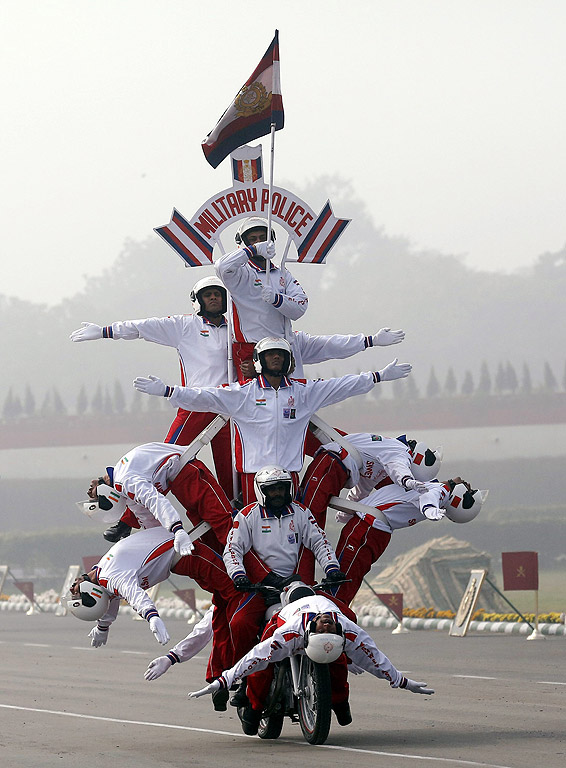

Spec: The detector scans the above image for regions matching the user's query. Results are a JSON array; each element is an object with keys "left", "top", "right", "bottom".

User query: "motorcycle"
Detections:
[{"left": 246, "top": 579, "right": 346, "bottom": 745}]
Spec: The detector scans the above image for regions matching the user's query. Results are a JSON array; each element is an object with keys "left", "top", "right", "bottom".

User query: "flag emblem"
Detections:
[{"left": 235, "top": 82, "right": 272, "bottom": 117}]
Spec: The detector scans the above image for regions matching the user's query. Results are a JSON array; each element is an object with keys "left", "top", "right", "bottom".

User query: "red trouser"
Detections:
[
  {"left": 168, "top": 458, "right": 233, "bottom": 553},
  {"left": 295, "top": 451, "right": 349, "bottom": 583},
  {"left": 246, "top": 596, "right": 354, "bottom": 712},
  {"left": 232, "top": 341, "right": 256, "bottom": 384},
  {"left": 165, "top": 409, "right": 235, "bottom": 500},
  {"left": 333, "top": 517, "right": 392, "bottom": 605},
  {"left": 172, "top": 542, "right": 243, "bottom": 679},
  {"left": 118, "top": 456, "right": 235, "bottom": 548}
]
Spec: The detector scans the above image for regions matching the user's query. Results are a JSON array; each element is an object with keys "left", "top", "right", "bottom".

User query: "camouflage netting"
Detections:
[{"left": 353, "top": 535, "right": 507, "bottom": 613}]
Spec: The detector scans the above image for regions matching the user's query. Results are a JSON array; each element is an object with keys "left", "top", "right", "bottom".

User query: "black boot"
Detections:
[
  {"left": 332, "top": 700, "right": 352, "bottom": 726},
  {"left": 238, "top": 704, "right": 262, "bottom": 736},
  {"left": 230, "top": 680, "right": 249, "bottom": 708},
  {"left": 103, "top": 520, "right": 132, "bottom": 542},
  {"left": 212, "top": 687, "right": 230, "bottom": 711}
]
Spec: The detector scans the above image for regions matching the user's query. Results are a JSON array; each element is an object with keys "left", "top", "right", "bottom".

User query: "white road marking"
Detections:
[
  {"left": 23, "top": 643, "right": 50, "bottom": 647},
  {"left": 0, "top": 704, "right": 515, "bottom": 768},
  {"left": 537, "top": 680, "right": 566, "bottom": 685}
]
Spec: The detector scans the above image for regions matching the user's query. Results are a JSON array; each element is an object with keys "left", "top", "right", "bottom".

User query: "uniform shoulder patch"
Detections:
[{"left": 240, "top": 503, "right": 257, "bottom": 517}]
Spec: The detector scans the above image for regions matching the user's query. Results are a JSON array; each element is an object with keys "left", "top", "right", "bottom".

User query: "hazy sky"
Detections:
[{"left": 2, "top": 0, "right": 566, "bottom": 306}]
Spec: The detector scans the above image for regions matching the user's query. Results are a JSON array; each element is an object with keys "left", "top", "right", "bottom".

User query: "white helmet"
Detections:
[
  {"left": 254, "top": 465, "right": 294, "bottom": 507},
  {"left": 281, "top": 580, "right": 315, "bottom": 607},
  {"left": 445, "top": 484, "right": 489, "bottom": 523},
  {"left": 304, "top": 629, "right": 345, "bottom": 664},
  {"left": 76, "top": 483, "right": 127, "bottom": 524},
  {"left": 190, "top": 276, "right": 227, "bottom": 314},
  {"left": 67, "top": 580, "right": 110, "bottom": 621},
  {"left": 409, "top": 440, "right": 443, "bottom": 482},
  {"left": 253, "top": 337, "right": 295, "bottom": 375},
  {"left": 235, "top": 217, "right": 275, "bottom": 246}
]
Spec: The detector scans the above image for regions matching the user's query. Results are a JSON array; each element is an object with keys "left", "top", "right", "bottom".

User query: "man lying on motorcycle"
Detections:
[{"left": 188, "top": 582, "right": 434, "bottom": 735}]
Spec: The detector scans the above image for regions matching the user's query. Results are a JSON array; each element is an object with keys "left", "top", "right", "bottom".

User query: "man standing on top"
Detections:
[{"left": 215, "top": 217, "right": 308, "bottom": 380}]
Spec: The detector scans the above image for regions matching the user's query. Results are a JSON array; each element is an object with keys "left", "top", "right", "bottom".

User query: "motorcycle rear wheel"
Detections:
[{"left": 258, "top": 662, "right": 288, "bottom": 740}]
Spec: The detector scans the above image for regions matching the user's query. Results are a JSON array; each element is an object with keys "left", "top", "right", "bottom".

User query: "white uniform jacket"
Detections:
[
  {"left": 292, "top": 330, "right": 371, "bottom": 378},
  {"left": 95, "top": 527, "right": 177, "bottom": 625},
  {"left": 166, "top": 607, "right": 214, "bottom": 665},
  {"left": 166, "top": 372, "right": 378, "bottom": 473},
  {"left": 223, "top": 500, "right": 339, "bottom": 580},
  {"left": 102, "top": 313, "right": 230, "bottom": 387},
  {"left": 325, "top": 433, "right": 416, "bottom": 498},
  {"left": 215, "top": 248, "right": 308, "bottom": 343},
  {"left": 111, "top": 442, "right": 189, "bottom": 530},
  {"left": 216, "top": 594, "right": 403, "bottom": 690},
  {"left": 352, "top": 481, "right": 452, "bottom": 533}
]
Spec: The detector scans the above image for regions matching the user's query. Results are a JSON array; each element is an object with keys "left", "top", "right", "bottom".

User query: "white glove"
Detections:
[
  {"left": 88, "top": 625, "right": 109, "bottom": 647},
  {"left": 421, "top": 504, "right": 445, "bottom": 521},
  {"left": 144, "top": 655, "right": 172, "bottom": 681},
  {"left": 133, "top": 375, "right": 167, "bottom": 396},
  {"left": 261, "top": 285, "right": 277, "bottom": 304},
  {"left": 173, "top": 528, "right": 194, "bottom": 556},
  {"left": 335, "top": 510, "right": 354, "bottom": 525},
  {"left": 149, "top": 616, "right": 170, "bottom": 645},
  {"left": 188, "top": 679, "right": 221, "bottom": 699},
  {"left": 377, "top": 358, "right": 412, "bottom": 382},
  {"left": 254, "top": 241, "right": 276, "bottom": 260},
  {"left": 372, "top": 328, "right": 405, "bottom": 346},
  {"left": 402, "top": 678, "right": 435, "bottom": 695},
  {"left": 70, "top": 322, "right": 103, "bottom": 342},
  {"left": 402, "top": 477, "right": 428, "bottom": 494}
]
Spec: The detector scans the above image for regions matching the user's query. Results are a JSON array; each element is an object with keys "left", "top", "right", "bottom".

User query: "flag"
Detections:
[
  {"left": 377, "top": 592, "right": 404, "bottom": 623},
  {"left": 82, "top": 555, "right": 102, "bottom": 573},
  {"left": 173, "top": 588, "right": 196, "bottom": 610},
  {"left": 14, "top": 581, "right": 34, "bottom": 603},
  {"left": 202, "top": 31, "right": 284, "bottom": 168},
  {"left": 501, "top": 551, "right": 539, "bottom": 591}
]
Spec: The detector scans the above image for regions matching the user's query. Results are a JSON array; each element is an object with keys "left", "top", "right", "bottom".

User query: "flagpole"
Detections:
[
  {"left": 527, "top": 589, "right": 545, "bottom": 641},
  {"left": 266, "top": 122, "right": 276, "bottom": 279},
  {"left": 362, "top": 577, "right": 406, "bottom": 632}
]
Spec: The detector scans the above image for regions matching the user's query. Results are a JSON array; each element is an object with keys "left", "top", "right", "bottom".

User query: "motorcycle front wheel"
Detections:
[{"left": 297, "top": 657, "right": 332, "bottom": 745}]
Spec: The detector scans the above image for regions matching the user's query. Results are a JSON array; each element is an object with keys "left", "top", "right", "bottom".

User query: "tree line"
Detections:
[{"left": 2, "top": 358, "right": 565, "bottom": 422}]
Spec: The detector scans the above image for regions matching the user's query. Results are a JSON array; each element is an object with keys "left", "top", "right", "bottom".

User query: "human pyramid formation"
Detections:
[{"left": 67, "top": 217, "right": 488, "bottom": 733}]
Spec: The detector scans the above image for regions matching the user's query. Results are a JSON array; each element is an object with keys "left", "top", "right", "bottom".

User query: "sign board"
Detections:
[
  {"left": 450, "top": 569, "right": 487, "bottom": 638},
  {"left": 155, "top": 144, "right": 350, "bottom": 267}
]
